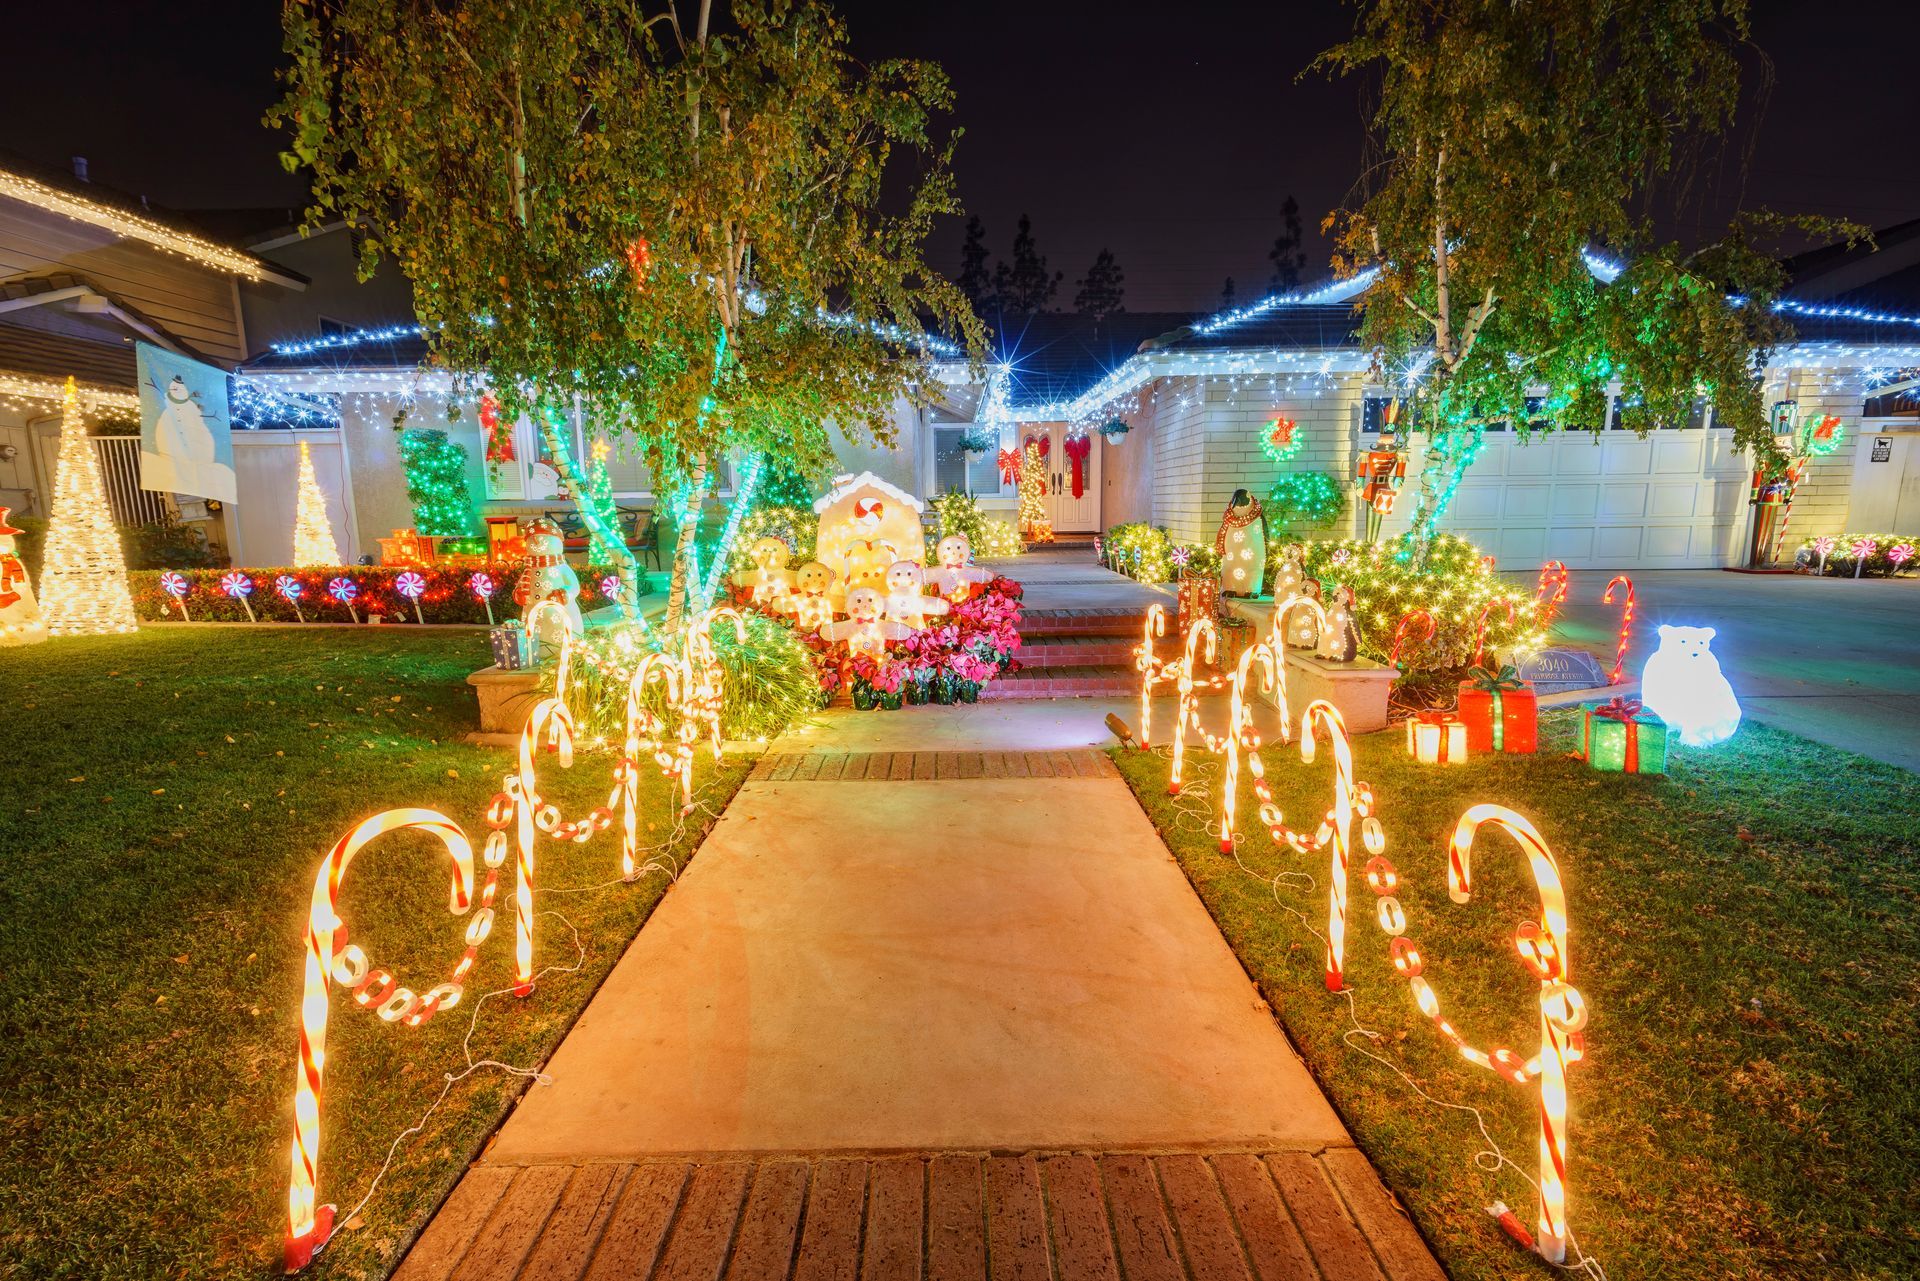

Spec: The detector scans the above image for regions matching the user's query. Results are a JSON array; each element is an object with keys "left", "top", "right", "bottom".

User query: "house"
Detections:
[
  {"left": 232, "top": 230, "right": 1920, "bottom": 572},
  {"left": 0, "top": 153, "right": 306, "bottom": 553}
]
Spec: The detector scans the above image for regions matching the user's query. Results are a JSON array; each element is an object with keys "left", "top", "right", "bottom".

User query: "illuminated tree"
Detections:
[
  {"left": 1314, "top": 0, "right": 1865, "bottom": 544},
  {"left": 398, "top": 428, "right": 479, "bottom": 537},
  {"left": 292, "top": 439, "right": 342, "bottom": 567},
  {"left": 1017, "top": 442, "right": 1047, "bottom": 537},
  {"left": 38, "top": 378, "right": 137, "bottom": 636},
  {"left": 273, "top": 0, "right": 984, "bottom": 625}
]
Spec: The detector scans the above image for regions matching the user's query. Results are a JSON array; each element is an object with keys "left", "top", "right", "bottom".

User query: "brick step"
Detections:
[
  {"left": 1020, "top": 607, "right": 1153, "bottom": 639},
  {"left": 1013, "top": 634, "right": 1139, "bottom": 667},
  {"left": 981, "top": 664, "right": 1138, "bottom": 699}
]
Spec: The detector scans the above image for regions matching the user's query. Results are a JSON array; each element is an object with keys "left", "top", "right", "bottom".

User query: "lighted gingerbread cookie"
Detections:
[
  {"left": 820, "top": 586, "right": 911, "bottom": 661},
  {"left": 924, "top": 534, "right": 993, "bottom": 602},
  {"left": 783, "top": 561, "right": 838, "bottom": 634},
  {"left": 732, "top": 535, "right": 795, "bottom": 607},
  {"left": 882, "top": 560, "right": 950, "bottom": 630}
]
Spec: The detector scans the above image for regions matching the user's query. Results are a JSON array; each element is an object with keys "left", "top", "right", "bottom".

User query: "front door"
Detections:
[{"left": 1047, "top": 423, "right": 1100, "bottom": 532}]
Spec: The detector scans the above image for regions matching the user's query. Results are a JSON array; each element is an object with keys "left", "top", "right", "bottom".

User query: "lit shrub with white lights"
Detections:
[
  {"left": 1104, "top": 522, "right": 1172, "bottom": 584},
  {"left": 1301, "top": 535, "right": 1546, "bottom": 673},
  {"left": 929, "top": 491, "right": 1022, "bottom": 559}
]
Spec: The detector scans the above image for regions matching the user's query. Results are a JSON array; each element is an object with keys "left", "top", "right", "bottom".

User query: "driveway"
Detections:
[{"left": 1547, "top": 570, "right": 1920, "bottom": 771}]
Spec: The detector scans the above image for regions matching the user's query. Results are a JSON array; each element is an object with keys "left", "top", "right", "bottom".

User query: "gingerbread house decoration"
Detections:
[{"left": 813, "top": 472, "right": 926, "bottom": 591}]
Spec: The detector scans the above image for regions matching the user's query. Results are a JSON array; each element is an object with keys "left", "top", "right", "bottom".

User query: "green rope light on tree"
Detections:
[
  {"left": 694, "top": 452, "right": 767, "bottom": 614},
  {"left": 397, "top": 428, "right": 478, "bottom": 536}
]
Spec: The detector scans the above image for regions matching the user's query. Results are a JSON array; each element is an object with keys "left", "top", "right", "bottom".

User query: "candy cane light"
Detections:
[
  {"left": 1168, "top": 616, "right": 1219, "bottom": 796},
  {"left": 1601, "top": 576, "right": 1635, "bottom": 684},
  {"left": 285, "top": 808, "right": 476, "bottom": 1272},
  {"left": 1216, "top": 641, "right": 1284, "bottom": 853},
  {"left": 1133, "top": 603, "right": 1171, "bottom": 748},
  {"left": 1535, "top": 561, "right": 1569, "bottom": 628},
  {"left": 1273, "top": 592, "right": 1328, "bottom": 655},
  {"left": 1369, "top": 804, "right": 1587, "bottom": 1264}
]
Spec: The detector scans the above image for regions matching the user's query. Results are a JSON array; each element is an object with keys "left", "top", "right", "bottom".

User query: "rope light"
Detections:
[{"left": 0, "top": 167, "right": 274, "bottom": 281}]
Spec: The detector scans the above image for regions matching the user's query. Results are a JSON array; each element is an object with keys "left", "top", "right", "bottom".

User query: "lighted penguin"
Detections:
[{"left": 1639, "top": 625, "right": 1741, "bottom": 747}]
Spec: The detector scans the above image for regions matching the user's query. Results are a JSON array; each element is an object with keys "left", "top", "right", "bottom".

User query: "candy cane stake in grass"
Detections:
[
  {"left": 1217, "top": 641, "right": 1282, "bottom": 853},
  {"left": 1535, "top": 561, "right": 1568, "bottom": 628},
  {"left": 1134, "top": 603, "right": 1169, "bottom": 748},
  {"left": 1601, "top": 575, "right": 1635, "bottom": 684},
  {"left": 1168, "top": 616, "right": 1218, "bottom": 796},
  {"left": 1471, "top": 598, "right": 1515, "bottom": 669},
  {"left": 284, "top": 808, "right": 475, "bottom": 1273},
  {"left": 1389, "top": 609, "right": 1436, "bottom": 669}
]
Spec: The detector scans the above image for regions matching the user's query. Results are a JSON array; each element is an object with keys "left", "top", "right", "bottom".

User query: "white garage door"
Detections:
[{"left": 1441, "top": 428, "right": 1749, "bottom": 569}]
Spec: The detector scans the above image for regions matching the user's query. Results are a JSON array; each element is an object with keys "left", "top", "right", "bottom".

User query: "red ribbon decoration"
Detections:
[
  {"left": 998, "top": 448, "right": 1022, "bottom": 487},
  {"left": 1592, "top": 697, "right": 1646, "bottom": 772},
  {"left": 1063, "top": 434, "right": 1092, "bottom": 498}
]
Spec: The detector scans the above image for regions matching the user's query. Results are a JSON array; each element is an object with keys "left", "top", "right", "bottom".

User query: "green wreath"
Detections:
[{"left": 1260, "top": 416, "right": 1304, "bottom": 465}]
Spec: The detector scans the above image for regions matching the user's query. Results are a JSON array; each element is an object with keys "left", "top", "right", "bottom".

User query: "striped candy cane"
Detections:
[
  {"left": 1217, "top": 641, "right": 1282, "bottom": 853},
  {"left": 1371, "top": 804, "right": 1588, "bottom": 1264},
  {"left": 1168, "top": 617, "right": 1218, "bottom": 796},
  {"left": 1388, "top": 609, "right": 1436, "bottom": 669},
  {"left": 1471, "top": 598, "right": 1516, "bottom": 669},
  {"left": 1300, "top": 701, "right": 1362, "bottom": 992},
  {"left": 1134, "top": 604, "right": 1169, "bottom": 747},
  {"left": 1272, "top": 593, "right": 1328, "bottom": 655},
  {"left": 1535, "top": 561, "right": 1569, "bottom": 629},
  {"left": 285, "top": 809, "right": 475, "bottom": 1272},
  {"left": 618, "top": 652, "right": 683, "bottom": 881},
  {"left": 1601, "top": 576, "right": 1635, "bottom": 684}
]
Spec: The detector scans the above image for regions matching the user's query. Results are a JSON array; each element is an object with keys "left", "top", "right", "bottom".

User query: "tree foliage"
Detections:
[
  {"left": 1315, "top": 0, "right": 1866, "bottom": 535},
  {"left": 958, "top": 214, "right": 993, "bottom": 312},
  {"left": 1268, "top": 195, "right": 1306, "bottom": 292},
  {"left": 992, "top": 213, "right": 1064, "bottom": 315},
  {"left": 1074, "top": 248, "right": 1126, "bottom": 319},
  {"left": 272, "top": 0, "right": 985, "bottom": 616}
]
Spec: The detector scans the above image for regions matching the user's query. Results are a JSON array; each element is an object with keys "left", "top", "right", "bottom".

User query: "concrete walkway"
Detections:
[
  {"left": 397, "top": 692, "right": 1441, "bottom": 1281},
  {"left": 1548, "top": 569, "right": 1920, "bottom": 771}
]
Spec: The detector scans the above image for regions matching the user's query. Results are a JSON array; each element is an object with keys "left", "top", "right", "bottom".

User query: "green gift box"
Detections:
[{"left": 1582, "top": 698, "right": 1668, "bottom": 774}]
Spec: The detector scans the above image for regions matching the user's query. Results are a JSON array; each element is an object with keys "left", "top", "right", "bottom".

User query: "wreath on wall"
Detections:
[{"left": 1260, "top": 416, "right": 1304, "bottom": 465}]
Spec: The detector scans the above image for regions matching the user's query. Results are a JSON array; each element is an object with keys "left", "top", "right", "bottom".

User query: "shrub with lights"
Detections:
[
  {"left": 1104, "top": 522, "right": 1173, "bottom": 584},
  {"left": 929, "top": 491, "right": 1021, "bottom": 560},
  {"left": 726, "top": 505, "right": 819, "bottom": 573},
  {"left": 1795, "top": 532, "right": 1917, "bottom": 577},
  {"left": 1265, "top": 471, "right": 1346, "bottom": 535},
  {"left": 1302, "top": 535, "right": 1545, "bottom": 674},
  {"left": 397, "top": 428, "right": 480, "bottom": 537}
]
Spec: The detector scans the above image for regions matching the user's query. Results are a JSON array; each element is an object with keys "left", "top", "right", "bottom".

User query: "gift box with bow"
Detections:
[
  {"left": 1405, "top": 709, "right": 1468, "bottom": 764},
  {"left": 1581, "top": 697, "right": 1668, "bottom": 774},
  {"left": 490, "top": 622, "right": 532, "bottom": 671},
  {"left": 1457, "top": 663, "right": 1538, "bottom": 754}
]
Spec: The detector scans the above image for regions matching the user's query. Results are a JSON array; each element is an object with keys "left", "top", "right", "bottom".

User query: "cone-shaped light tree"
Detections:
[
  {"left": 38, "top": 378, "right": 137, "bottom": 636},
  {"left": 291, "top": 439, "right": 342, "bottom": 566}
]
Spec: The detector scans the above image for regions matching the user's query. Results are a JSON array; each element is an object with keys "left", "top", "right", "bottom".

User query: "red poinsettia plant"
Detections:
[{"left": 777, "top": 575, "right": 1023, "bottom": 708}]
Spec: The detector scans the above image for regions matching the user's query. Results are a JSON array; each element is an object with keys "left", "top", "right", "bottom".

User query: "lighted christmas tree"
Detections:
[
  {"left": 1017, "top": 442, "right": 1052, "bottom": 542},
  {"left": 398, "top": 427, "right": 478, "bottom": 537},
  {"left": 292, "top": 439, "right": 342, "bottom": 566},
  {"left": 39, "top": 377, "right": 138, "bottom": 636}
]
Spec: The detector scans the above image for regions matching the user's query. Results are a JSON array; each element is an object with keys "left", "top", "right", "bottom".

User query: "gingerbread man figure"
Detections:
[
  {"left": 881, "top": 560, "right": 950, "bottom": 631},
  {"left": 820, "top": 586, "right": 911, "bottom": 661}
]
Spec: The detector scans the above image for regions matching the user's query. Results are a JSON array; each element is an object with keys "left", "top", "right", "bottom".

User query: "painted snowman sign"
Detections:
[{"left": 142, "top": 374, "right": 237, "bottom": 503}]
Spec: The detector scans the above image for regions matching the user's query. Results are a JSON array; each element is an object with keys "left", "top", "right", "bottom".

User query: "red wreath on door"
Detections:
[{"left": 1063, "top": 434, "right": 1092, "bottom": 498}]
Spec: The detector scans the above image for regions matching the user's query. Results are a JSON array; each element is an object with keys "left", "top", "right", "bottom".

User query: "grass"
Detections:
[
  {"left": 0, "top": 628, "right": 750, "bottom": 1280},
  {"left": 1113, "top": 708, "right": 1920, "bottom": 1281}
]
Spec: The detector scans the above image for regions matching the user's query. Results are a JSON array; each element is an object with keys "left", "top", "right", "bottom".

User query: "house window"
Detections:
[
  {"left": 932, "top": 423, "right": 1001, "bottom": 495},
  {"left": 1361, "top": 395, "right": 1419, "bottom": 434}
]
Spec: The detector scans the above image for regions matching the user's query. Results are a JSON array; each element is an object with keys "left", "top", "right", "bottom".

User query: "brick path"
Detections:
[{"left": 395, "top": 1150, "right": 1442, "bottom": 1281}]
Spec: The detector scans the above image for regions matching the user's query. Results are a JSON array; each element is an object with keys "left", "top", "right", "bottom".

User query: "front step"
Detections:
[
  {"left": 1015, "top": 634, "right": 1137, "bottom": 667},
  {"left": 1021, "top": 607, "right": 1153, "bottom": 639},
  {"left": 982, "top": 664, "right": 1138, "bottom": 700}
]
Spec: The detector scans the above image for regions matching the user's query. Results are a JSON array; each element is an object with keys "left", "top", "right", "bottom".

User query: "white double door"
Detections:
[{"left": 1019, "top": 423, "right": 1100, "bottom": 532}]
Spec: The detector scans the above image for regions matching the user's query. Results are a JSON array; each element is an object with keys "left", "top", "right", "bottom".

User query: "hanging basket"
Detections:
[{"left": 1100, "top": 418, "right": 1131, "bottom": 444}]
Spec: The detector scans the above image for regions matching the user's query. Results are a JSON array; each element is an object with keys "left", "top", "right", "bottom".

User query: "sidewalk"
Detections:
[{"left": 394, "top": 700, "right": 1442, "bottom": 1281}]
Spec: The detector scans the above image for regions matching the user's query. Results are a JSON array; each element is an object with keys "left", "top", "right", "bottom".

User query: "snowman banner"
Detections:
[{"left": 136, "top": 342, "right": 236, "bottom": 504}]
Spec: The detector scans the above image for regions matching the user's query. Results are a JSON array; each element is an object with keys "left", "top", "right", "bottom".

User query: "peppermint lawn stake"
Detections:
[
  {"left": 599, "top": 574, "right": 624, "bottom": 612},
  {"left": 1852, "top": 536, "right": 1875, "bottom": 579},
  {"left": 328, "top": 576, "right": 359, "bottom": 624},
  {"left": 276, "top": 574, "right": 306, "bottom": 622},
  {"left": 395, "top": 570, "right": 427, "bottom": 624},
  {"left": 470, "top": 571, "right": 496, "bottom": 625},
  {"left": 220, "top": 571, "right": 256, "bottom": 622},
  {"left": 160, "top": 571, "right": 191, "bottom": 620}
]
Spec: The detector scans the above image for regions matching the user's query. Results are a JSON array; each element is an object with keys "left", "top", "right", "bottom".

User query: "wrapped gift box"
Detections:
[
  {"left": 1405, "top": 710, "right": 1468, "bottom": 764},
  {"left": 490, "top": 623, "right": 532, "bottom": 671},
  {"left": 1457, "top": 665, "right": 1538, "bottom": 754},
  {"left": 1581, "top": 698, "right": 1668, "bottom": 774}
]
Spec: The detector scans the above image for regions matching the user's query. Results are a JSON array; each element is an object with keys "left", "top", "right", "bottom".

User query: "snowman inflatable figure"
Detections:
[
  {"left": 0, "top": 508, "right": 47, "bottom": 646},
  {"left": 142, "top": 374, "right": 236, "bottom": 503}
]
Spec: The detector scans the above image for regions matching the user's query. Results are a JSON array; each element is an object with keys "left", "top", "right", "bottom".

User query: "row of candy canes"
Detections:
[
  {"left": 1139, "top": 607, "right": 1588, "bottom": 1266},
  {"left": 281, "top": 603, "right": 742, "bottom": 1272}
]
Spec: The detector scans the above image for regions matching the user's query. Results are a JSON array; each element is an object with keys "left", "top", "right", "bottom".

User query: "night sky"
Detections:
[{"left": 3, "top": 1, "right": 1916, "bottom": 312}]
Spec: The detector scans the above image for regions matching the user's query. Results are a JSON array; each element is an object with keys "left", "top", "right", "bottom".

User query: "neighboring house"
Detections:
[
  {"left": 0, "top": 153, "right": 305, "bottom": 552},
  {"left": 235, "top": 231, "right": 1920, "bottom": 571}
]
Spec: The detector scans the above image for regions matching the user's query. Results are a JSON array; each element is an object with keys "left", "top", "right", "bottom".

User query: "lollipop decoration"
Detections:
[
  {"left": 470, "top": 571, "right": 496, "bottom": 625},
  {"left": 160, "top": 571, "right": 191, "bottom": 620},
  {"left": 1810, "top": 536, "right": 1834, "bottom": 577},
  {"left": 1890, "top": 543, "right": 1916, "bottom": 574},
  {"left": 328, "top": 576, "right": 359, "bottom": 624},
  {"left": 1851, "top": 536, "right": 1876, "bottom": 579},
  {"left": 276, "top": 574, "right": 306, "bottom": 623},
  {"left": 395, "top": 570, "right": 428, "bottom": 624},
  {"left": 598, "top": 574, "right": 626, "bottom": 614},
  {"left": 1535, "top": 561, "right": 1568, "bottom": 628},
  {"left": 1388, "top": 609, "right": 1436, "bottom": 669},
  {"left": 220, "top": 571, "right": 257, "bottom": 622},
  {"left": 1600, "top": 575, "right": 1635, "bottom": 683},
  {"left": 1369, "top": 804, "right": 1588, "bottom": 1265}
]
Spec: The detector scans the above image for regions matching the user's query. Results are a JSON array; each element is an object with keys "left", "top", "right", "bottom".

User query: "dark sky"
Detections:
[{"left": 3, "top": 1, "right": 1916, "bottom": 313}]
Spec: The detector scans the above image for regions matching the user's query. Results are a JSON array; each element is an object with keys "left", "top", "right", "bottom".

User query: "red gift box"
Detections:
[{"left": 1456, "top": 665, "right": 1538, "bottom": 754}]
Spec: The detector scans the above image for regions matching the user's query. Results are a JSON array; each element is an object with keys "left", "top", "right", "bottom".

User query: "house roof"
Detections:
[
  {"left": 812, "top": 470, "right": 925, "bottom": 515},
  {"left": 0, "top": 150, "right": 306, "bottom": 288}
]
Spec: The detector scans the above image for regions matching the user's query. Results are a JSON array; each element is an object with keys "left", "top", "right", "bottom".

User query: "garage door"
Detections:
[{"left": 1441, "top": 428, "right": 1749, "bottom": 569}]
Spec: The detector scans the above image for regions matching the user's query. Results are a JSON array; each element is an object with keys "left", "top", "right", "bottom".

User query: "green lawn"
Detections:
[
  {"left": 1114, "top": 709, "right": 1920, "bottom": 1281},
  {"left": 0, "top": 628, "right": 749, "bottom": 1280}
]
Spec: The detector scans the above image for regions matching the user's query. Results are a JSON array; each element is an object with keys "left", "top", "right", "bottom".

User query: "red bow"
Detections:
[
  {"left": 998, "top": 448, "right": 1022, "bottom": 486},
  {"left": 1414, "top": 709, "right": 1458, "bottom": 726},
  {"left": 1593, "top": 697, "right": 1645, "bottom": 723}
]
